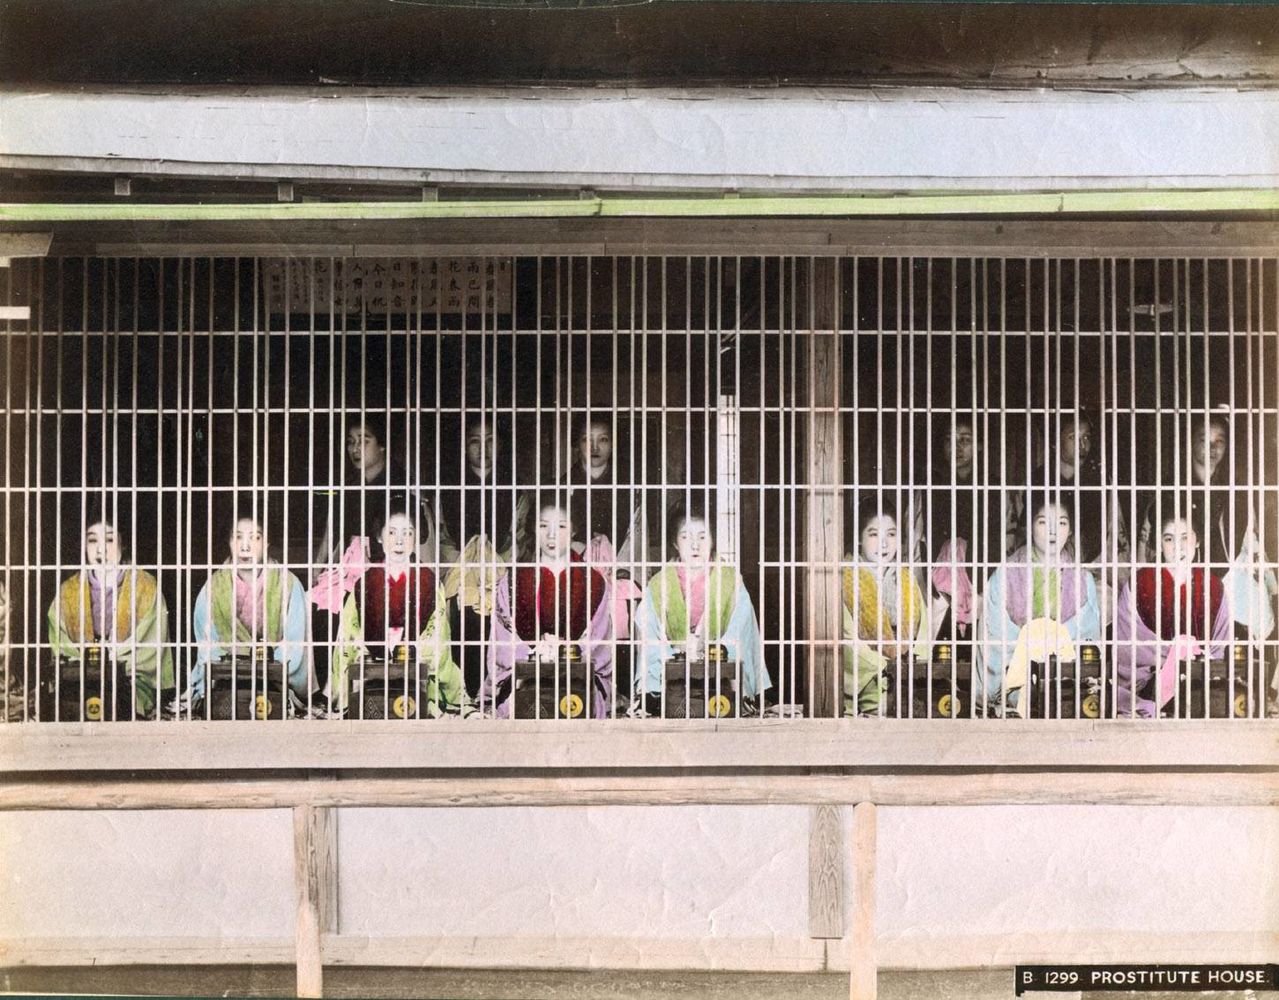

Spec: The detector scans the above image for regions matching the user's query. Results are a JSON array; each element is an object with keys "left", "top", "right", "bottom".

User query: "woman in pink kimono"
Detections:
[
  {"left": 480, "top": 493, "right": 613, "bottom": 718},
  {"left": 1114, "top": 494, "right": 1231, "bottom": 718}
]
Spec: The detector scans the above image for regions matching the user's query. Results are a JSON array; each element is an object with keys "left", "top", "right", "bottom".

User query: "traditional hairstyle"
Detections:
[
  {"left": 346, "top": 412, "right": 387, "bottom": 451},
  {"left": 666, "top": 494, "right": 716, "bottom": 553},
  {"left": 854, "top": 493, "right": 899, "bottom": 535}
]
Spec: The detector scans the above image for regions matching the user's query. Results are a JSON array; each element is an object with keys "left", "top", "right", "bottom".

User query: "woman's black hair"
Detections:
[
  {"left": 346, "top": 412, "right": 387, "bottom": 451},
  {"left": 665, "top": 495, "right": 715, "bottom": 551},
  {"left": 1146, "top": 491, "right": 1211, "bottom": 546},
  {"left": 854, "top": 493, "right": 898, "bottom": 535},
  {"left": 81, "top": 499, "right": 131, "bottom": 561},
  {"left": 1021, "top": 489, "right": 1073, "bottom": 530},
  {"left": 370, "top": 497, "right": 420, "bottom": 558}
]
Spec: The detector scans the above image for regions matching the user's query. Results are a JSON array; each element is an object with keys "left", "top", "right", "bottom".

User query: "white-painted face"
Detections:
[
  {"left": 579, "top": 422, "right": 612, "bottom": 475},
  {"left": 1031, "top": 504, "right": 1071, "bottom": 558},
  {"left": 230, "top": 518, "right": 265, "bottom": 566},
  {"left": 858, "top": 514, "right": 899, "bottom": 564},
  {"left": 536, "top": 505, "right": 572, "bottom": 561},
  {"left": 346, "top": 426, "right": 385, "bottom": 473},
  {"left": 84, "top": 522, "right": 121, "bottom": 573},
  {"left": 466, "top": 422, "right": 496, "bottom": 476},
  {"left": 1160, "top": 516, "right": 1198, "bottom": 570},
  {"left": 1191, "top": 422, "right": 1227, "bottom": 482},
  {"left": 379, "top": 513, "right": 416, "bottom": 564},
  {"left": 675, "top": 517, "right": 713, "bottom": 567}
]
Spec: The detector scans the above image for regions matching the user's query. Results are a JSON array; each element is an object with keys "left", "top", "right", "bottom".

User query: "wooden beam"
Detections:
[
  {"left": 1, "top": 719, "right": 1274, "bottom": 774},
  {"left": 309, "top": 773, "right": 339, "bottom": 936},
  {"left": 3, "top": 771, "right": 1274, "bottom": 811},
  {"left": 0, "top": 232, "right": 51, "bottom": 258},
  {"left": 849, "top": 802, "right": 877, "bottom": 1000},
  {"left": 3, "top": 930, "right": 1274, "bottom": 973},
  {"left": 293, "top": 804, "right": 324, "bottom": 999},
  {"left": 808, "top": 805, "right": 845, "bottom": 939},
  {"left": 806, "top": 257, "right": 843, "bottom": 719},
  {"left": 16, "top": 219, "right": 1279, "bottom": 260}
]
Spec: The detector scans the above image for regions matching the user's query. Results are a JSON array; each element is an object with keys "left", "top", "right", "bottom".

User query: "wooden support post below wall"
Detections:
[
  {"left": 850, "top": 801, "right": 877, "bottom": 1000},
  {"left": 805, "top": 256, "right": 844, "bottom": 719},
  {"left": 293, "top": 804, "right": 325, "bottom": 999},
  {"left": 808, "top": 805, "right": 845, "bottom": 939}
]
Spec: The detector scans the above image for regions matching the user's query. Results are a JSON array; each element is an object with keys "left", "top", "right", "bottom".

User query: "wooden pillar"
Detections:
[
  {"left": 293, "top": 804, "right": 325, "bottom": 999},
  {"left": 849, "top": 801, "right": 878, "bottom": 1000},
  {"left": 805, "top": 256, "right": 844, "bottom": 718},
  {"left": 808, "top": 805, "right": 845, "bottom": 939}
]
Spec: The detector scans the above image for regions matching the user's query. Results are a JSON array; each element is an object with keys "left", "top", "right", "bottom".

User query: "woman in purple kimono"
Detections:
[
  {"left": 480, "top": 493, "right": 613, "bottom": 718},
  {"left": 1114, "top": 494, "right": 1231, "bottom": 718}
]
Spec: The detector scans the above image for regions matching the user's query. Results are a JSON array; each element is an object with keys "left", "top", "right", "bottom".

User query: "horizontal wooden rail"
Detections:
[
  {"left": 1, "top": 719, "right": 1275, "bottom": 774},
  {"left": 3, "top": 931, "right": 1275, "bottom": 973},
  {"left": 2, "top": 770, "right": 1276, "bottom": 810},
  {"left": 8, "top": 218, "right": 1279, "bottom": 260}
]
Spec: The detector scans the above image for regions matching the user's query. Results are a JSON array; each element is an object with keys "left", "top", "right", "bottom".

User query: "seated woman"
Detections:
[
  {"left": 634, "top": 499, "right": 770, "bottom": 711},
  {"left": 1028, "top": 411, "right": 1129, "bottom": 623},
  {"left": 564, "top": 411, "right": 646, "bottom": 689},
  {"left": 331, "top": 504, "right": 471, "bottom": 718},
  {"left": 439, "top": 412, "right": 531, "bottom": 696},
  {"left": 481, "top": 493, "right": 612, "bottom": 718},
  {"left": 843, "top": 496, "right": 930, "bottom": 717},
  {"left": 1114, "top": 495, "right": 1230, "bottom": 718},
  {"left": 979, "top": 491, "right": 1101, "bottom": 715},
  {"left": 921, "top": 417, "right": 1006, "bottom": 644},
  {"left": 47, "top": 514, "right": 174, "bottom": 718},
  {"left": 191, "top": 507, "right": 310, "bottom": 711}
]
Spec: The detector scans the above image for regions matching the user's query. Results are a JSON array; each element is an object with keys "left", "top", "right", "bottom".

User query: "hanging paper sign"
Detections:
[{"left": 263, "top": 257, "right": 513, "bottom": 316}]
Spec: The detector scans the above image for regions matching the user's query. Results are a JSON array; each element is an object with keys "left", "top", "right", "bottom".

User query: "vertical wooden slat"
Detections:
[
  {"left": 308, "top": 773, "right": 339, "bottom": 934},
  {"left": 293, "top": 803, "right": 324, "bottom": 999},
  {"left": 808, "top": 804, "right": 845, "bottom": 939},
  {"left": 849, "top": 801, "right": 877, "bottom": 1000},
  {"left": 805, "top": 256, "right": 843, "bottom": 718}
]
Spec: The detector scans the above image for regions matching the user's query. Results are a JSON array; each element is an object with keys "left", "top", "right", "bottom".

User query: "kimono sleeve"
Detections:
[
  {"left": 47, "top": 590, "right": 79, "bottom": 662},
  {"left": 722, "top": 578, "right": 769, "bottom": 697},
  {"left": 978, "top": 567, "right": 1018, "bottom": 704},
  {"left": 635, "top": 585, "right": 674, "bottom": 697},
  {"left": 1065, "top": 571, "right": 1102, "bottom": 644},
  {"left": 277, "top": 573, "right": 311, "bottom": 698},
  {"left": 418, "top": 595, "right": 471, "bottom": 716}
]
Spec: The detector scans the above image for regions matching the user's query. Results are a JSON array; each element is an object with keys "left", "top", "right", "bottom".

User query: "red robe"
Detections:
[
  {"left": 355, "top": 565, "right": 438, "bottom": 655},
  {"left": 511, "top": 555, "right": 607, "bottom": 642},
  {"left": 1134, "top": 567, "right": 1224, "bottom": 643}
]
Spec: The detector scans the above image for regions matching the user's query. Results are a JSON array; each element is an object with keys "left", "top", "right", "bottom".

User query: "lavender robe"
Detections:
[
  {"left": 1113, "top": 569, "right": 1232, "bottom": 718},
  {"left": 480, "top": 563, "right": 614, "bottom": 718}
]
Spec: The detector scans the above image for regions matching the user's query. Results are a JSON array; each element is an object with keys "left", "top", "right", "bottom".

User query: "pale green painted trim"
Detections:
[{"left": 1, "top": 189, "right": 1277, "bottom": 223}]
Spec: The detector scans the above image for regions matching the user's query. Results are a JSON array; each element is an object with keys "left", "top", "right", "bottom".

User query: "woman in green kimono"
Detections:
[
  {"left": 634, "top": 499, "right": 770, "bottom": 710},
  {"left": 843, "top": 495, "right": 930, "bottom": 717},
  {"left": 47, "top": 516, "right": 174, "bottom": 717},
  {"left": 332, "top": 504, "right": 472, "bottom": 718}
]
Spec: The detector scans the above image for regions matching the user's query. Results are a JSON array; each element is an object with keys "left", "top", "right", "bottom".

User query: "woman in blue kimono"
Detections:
[
  {"left": 979, "top": 491, "right": 1101, "bottom": 715},
  {"left": 634, "top": 499, "right": 770, "bottom": 714}
]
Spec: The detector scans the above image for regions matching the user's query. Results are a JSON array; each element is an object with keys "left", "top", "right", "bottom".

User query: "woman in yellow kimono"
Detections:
[
  {"left": 843, "top": 495, "right": 930, "bottom": 716},
  {"left": 47, "top": 517, "right": 174, "bottom": 717}
]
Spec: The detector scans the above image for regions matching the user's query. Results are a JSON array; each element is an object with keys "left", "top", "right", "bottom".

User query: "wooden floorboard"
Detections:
[{"left": 0, "top": 966, "right": 1018, "bottom": 1000}]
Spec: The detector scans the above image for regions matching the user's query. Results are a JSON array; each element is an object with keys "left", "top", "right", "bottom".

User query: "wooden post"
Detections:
[
  {"left": 808, "top": 805, "right": 845, "bottom": 939},
  {"left": 805, "top": 256, "right": 844, "bottom": 718},
  {"left": 309, "top": 773, "right": 339, "bottom": 936},
  {"left": 293, "top": 804, "right": 325, "bottom": 998},
  {"left": 849, "top": 801, "right": 878, "bottom": 1000}
]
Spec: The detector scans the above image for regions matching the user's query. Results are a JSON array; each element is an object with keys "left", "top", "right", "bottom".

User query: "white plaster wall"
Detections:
[
  {"left": 337, "top": 806, "right": 810, "bottom": 940},
  {"left": 3, "top": 87, "right": 1275, "bottom": 191},
  {"left": 0, "top": 805, "right": 1274, "bottom": 945},
  {"left": 875, "top": 806, "right": 1279, "bottom": 939},
  {"left": 0, "top": 809, "right": 294, "bottom": 939}
]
